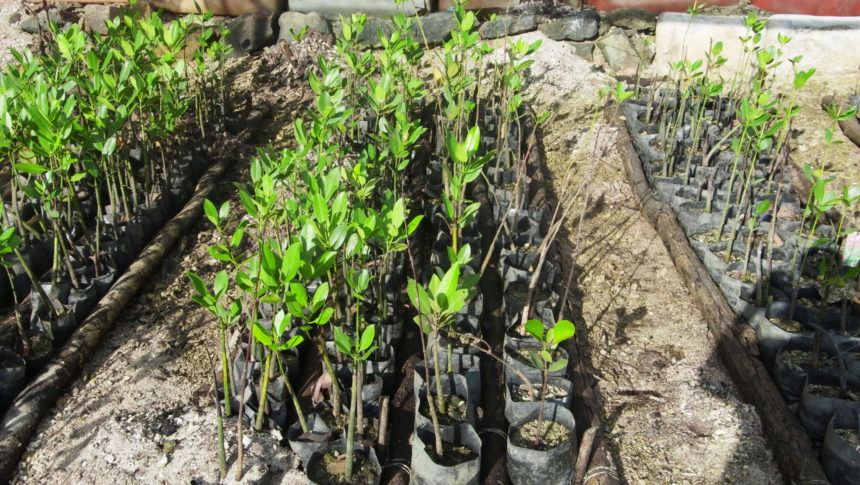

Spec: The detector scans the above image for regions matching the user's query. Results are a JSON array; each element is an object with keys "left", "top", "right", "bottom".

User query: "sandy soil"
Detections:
[{"left": 0, "top": 1, "right": 35, "bottom": 67}]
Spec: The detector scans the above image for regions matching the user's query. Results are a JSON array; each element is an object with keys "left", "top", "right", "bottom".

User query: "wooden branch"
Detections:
[
  {"left": 612, "top": 104, "right": 830, "bottom": 485},
  {"left": 0, "top": 155, "right": 234, "bottom": 483}
]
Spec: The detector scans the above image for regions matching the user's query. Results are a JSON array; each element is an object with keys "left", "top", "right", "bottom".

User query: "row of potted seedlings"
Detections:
[
  {"left": 487, "top": 115, "right": 579, "bottom": 485},
  {"left": 187, "top": 1, "right": 591, "bottom": 482},
  {"left": 190, "top": 5, "right": 439, "bottom": 483},
  {"left": 621, "top": 12, "right": 860, "bottom": 482},
  {"left": 0, "top": 6, "right": 229, "bottom": 411}
]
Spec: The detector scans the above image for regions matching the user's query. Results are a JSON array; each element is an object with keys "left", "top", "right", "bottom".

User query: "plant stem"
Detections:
[
  {"left": 254, "top": 348, "right": 273, "bottom": 431},
  {"left": 220, "top": 325, "right": 231, "bottom": 416},
  {"left": 344, "top": 367, "right": 358, "bottom": 480}
]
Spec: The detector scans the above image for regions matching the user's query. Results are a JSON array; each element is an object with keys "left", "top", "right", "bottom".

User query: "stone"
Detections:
[
  {"left": 19, "top": 10, "right": 63, "bottom": 34},
  {"left": 82, "top": 5, "right": 121, "bottom": 35},
  {"left": 440, "top": 0, "right": 519, "bottom": 8},
  {"left": 356, "top": 18, "right": 393, "bottom": 47},
  {"left": 8, "top": 12, "right": 22, "bottom": 24},
  {"left": 629, "top": 32, "right": 655, "bottom": 64},
  {"left": 289, "top": 0, "right": 426, "bottom": 17},
  {"left": 604, "top": 9, "right": 657, "bottom": 33},
  {"left": 478, "top": 14, "right": 536, "bottom": 39},
  {"left": 226, "top": 11, "right": 277, "bottom": 56},
  {"left": 358, "top": 12, "right": 456, "bottom": 47},
  {"left": 413, "top": 12, "right": 457, "bottom": 46},
  {"left": 597, "top": 28, "right": 641, "bottom": 75},
  {"left": 538, "top": 9, "right": 599, "bottom": 42},
  {"left": 571, "top": 42, "right": 595, "bottom": 62},
  {"left": 277, "top": 12, "right": 331, "bottom": 43}
]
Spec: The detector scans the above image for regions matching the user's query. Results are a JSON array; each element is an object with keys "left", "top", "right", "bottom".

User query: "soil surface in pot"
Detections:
[
  {"left": 423, "top": 439, "right": 479, "bottom": 467},
  {"left": 779, "top": 349, "right": 839, "bottom": 372},
  {"left": 510, "top": 347, "right": 563, "bottom": 369},
  {"left": 771, "top": 316, "right": 804, "bottom": 333},
  {"left": 691, "top": 229, "right": 733, "bottom": 244},
  {"left": 807, "top": 384, "right": 860, "bottom": 401},
  {"left": 836, "top": 428, "right": 860, "bottom": 453},
  {"left": 510, "top": 420, "right": 570, "bottom": 451},
  {"left": 506, "top": 281, "right": 552, "bottom": 302},
  {"left": 307, "top": 449, "right": 378, "bottom": 485},
  {"left": 511, "top": 383, "right": 567, "bottom": 402},
  {"left": 419, "top": 394, "right": 469, "bottom": 426}
]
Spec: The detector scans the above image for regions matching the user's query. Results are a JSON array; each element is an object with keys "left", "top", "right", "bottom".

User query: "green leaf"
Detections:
[
  {"left": 14, "top": 162, "right": 48, "bottom": 174},
  {"left": 102, "top": 136, "right": 117, "bottom": 157},
  {"left": 548, "top": 358, "right": 568, "bottom": 372},
  {"left": 359, "top": 325, "right": 376, "bottom": 352},
  {"left": 253, "top": 322, "right": 274, "bottom": 348},
  {"left": 186, "top": 272, "right": 209, "bottom": 299},
  {"left": 550, "top": 319, "right": 575, "bottom": 344},
  {"left": 312, "top": 282, "right": 329, "bottom": 310},
  {"left": 540, "top": 349, "right": 552, "bottom": 363},
  {"left": 213, "top": 270, "right": 228, "bottom": 297},
  {"left": 529, "top": 351, "right": 543, "bottom": 370},
  {"left": 446, "top": 133, "right": 467, "bottom": 164},
  {"left": 203, "top": 199, "right": 220, "bottom": 227},
  {"left": 333, "top": 327, "right": 353, "bottom": 356},
  {"left": 524, "top": 319, "right": 544, "bottom": 342},
  {"left": 273, "top": 310, "right": 289, "bottom": 337}
]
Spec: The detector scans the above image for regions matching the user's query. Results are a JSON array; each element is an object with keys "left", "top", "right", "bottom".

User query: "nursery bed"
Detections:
[{"left": 0, "top": 12, "right": 789, "bottom": 485}]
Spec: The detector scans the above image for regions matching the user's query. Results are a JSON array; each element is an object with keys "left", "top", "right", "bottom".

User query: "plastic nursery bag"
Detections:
[{"left": 843, "top": 232, "right": 860, "bottom": 267}]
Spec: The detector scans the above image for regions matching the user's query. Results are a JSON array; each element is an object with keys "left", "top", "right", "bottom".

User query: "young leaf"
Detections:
[
  {"left": 524, "top": 319, "right": 544, "bottom": 342},
  {"left": 333, "top": 327, "right": 353, "bottom": 356},
  {"left": 548, "top": 358, "right": 568, "bottom": 372},
  {"left": 213, "top": 270, "right": 228, "bottom": 297},
  {"left": 551, "top": 319, "right": 576, "bottom": 344},
  {"left": 359, "top": 325, "right": 376, "bottom": 352}
]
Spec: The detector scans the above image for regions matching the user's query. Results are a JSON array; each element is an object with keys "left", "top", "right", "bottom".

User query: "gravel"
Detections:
[{"left": 0, "top": 1, "right": 36, "bottom": 68}]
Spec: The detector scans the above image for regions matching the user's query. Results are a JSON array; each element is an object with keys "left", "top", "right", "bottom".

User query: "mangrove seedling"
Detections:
[
  {"left": 187, "top": 269, "right": 242, "bottom": 416},
  {"left": 333, "top": 323, "right": 377, "bottom": 481},
  {"left": 523, "top": 318, "right": 575, "bottom": 445}
]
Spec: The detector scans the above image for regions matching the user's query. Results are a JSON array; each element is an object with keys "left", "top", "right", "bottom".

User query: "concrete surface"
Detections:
[{"left": 653, "top": 12, "right": 860, "bottom": 80}]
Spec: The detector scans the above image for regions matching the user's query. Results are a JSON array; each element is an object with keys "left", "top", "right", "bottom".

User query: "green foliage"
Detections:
[{"left": 524, "top": 319, "right": 575, "bottom": 372}]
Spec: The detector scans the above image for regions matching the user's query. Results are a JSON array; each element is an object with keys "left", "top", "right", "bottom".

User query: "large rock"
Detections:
[
  {"left": 358, "top": 12, "right": 456, "bottom": 47},
  {"left": 604, "top": 9, "right": 657, "bottom": 33},
  {"left": 413, "top": 12, "right": 457, "bottom": 45},
  {"left": 479, "top": 14, "right": 536, "bottom": 39},
  {"left": 356, "top": 18, "right": 393, "bottom": 47},
  {"left": 83, "top": 5, "right": 122, "bottom": 35},
  {"left": 539, "top": 9, "right": 599, "bottom": 42},
  {"left": 277, "top": 12, "right": 331, "bottom": 43},
  {"left": 19, "top": 10, "right": 63, "bottom": 34},
  {"left": 597, "top": 28, "right": 641, "bottom": 75},
  {"left": 226, "top": 11, "right": 277, "bottom": 56},
  {"left": 289, "top": 0, "right": 426, "bottom": 17}
]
